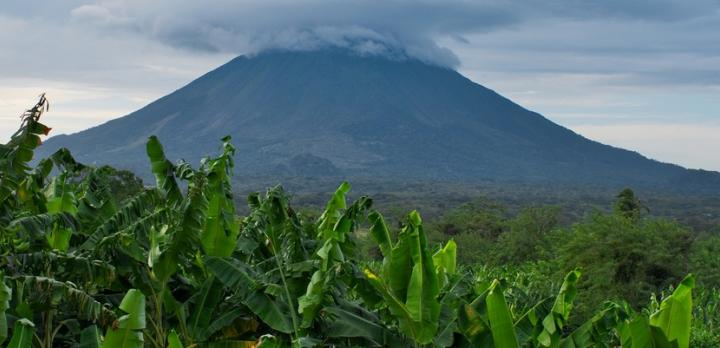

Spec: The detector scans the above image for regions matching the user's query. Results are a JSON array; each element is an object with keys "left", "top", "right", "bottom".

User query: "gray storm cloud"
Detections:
[
  {"left": 68, "top": 0, "right": 510, "bottom": 67},
  {"left": 64, "top": 0, "right": 719, "bottom": 68}
]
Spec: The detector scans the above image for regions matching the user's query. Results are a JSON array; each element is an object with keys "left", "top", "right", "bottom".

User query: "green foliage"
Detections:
[
  {"left": 96, "top": 166, "right": 144, "bottom": 204},
  {"left": 427, "top": 203, "right": 561, "bottom": 266},
  {"left": 559, "top": 212, "right": 692, "bottom": 318},
  {"left": 691, "top": 287, "right": 720, "bottom": 347},
  {"left": 0, "top": 272, "right": 11, "bottom": 344},
  {"left": 648, "top": 275, "right": 694, "bottom": 348},
  {"left": 102, "top": 289, "right": 146, "bottom": 348},
  {"left": 79, "top": 325, "right": 102, "bottom": 348},
  {"left": 364, "top": 211, "right": 442, "bottom": 344},
  {"left": 486, "top": 280, "right": 520, "bottom": 348},
  {"left": 7, "top": 319, "right": 35, "bottom": 348},
  {"left": 427, "top": 199, "right": 506, "bottom": 265},
  {"left": 493, "top": 206, "right": 561, "bottom": 265},
  {"left": 614, "top": 188, "right": 645, "bottom": 219},
  {"left": 689, "top": 234, "right": 720, "bottom": 289},
  {"left": 146, "top": 135, "right": 182, "bottom": 205},
  {"left": 615, "top": 275, "right": 696, "bottom": 348},
  {"left": 0, "top": 95, "right": 712, "bottom": 347}
]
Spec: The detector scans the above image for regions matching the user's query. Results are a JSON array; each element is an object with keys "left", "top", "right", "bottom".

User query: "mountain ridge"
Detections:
[{"left": 37, "top": 48, "right": 720, "bottom": 193}]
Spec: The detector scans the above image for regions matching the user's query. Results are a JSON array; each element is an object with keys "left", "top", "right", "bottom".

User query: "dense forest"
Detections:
[{"left": 1, "top": 96, "right": 718, "bottom": 347}]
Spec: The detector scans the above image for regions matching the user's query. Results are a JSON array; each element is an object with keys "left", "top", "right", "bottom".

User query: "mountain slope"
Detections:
[{"left": 37, "top": 49, "right": 719, "bottom": 191}]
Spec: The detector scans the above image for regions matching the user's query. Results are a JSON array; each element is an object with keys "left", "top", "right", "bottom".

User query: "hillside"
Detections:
[{"left": 37, "top": 49, "right": 720, "bottom": 192}]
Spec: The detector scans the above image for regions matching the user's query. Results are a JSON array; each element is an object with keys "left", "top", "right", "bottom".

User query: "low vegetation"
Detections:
[{"left": 0, "top": 96, "right": 715, "bottom": 347}]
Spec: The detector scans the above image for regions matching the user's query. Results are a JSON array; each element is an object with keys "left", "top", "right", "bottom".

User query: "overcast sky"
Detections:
[{"left": 1, "top": 0, "right": 719, "bottom": 170}]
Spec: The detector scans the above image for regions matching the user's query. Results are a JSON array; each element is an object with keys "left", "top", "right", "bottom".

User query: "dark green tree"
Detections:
[
  {"left": 613, "top": 188, "right": 646, "bottom": 219},
  {"left": 492, "top": 206, "right": 561, "bottom": 265},
  {"left": 97, "top": 165, "right": 144, "bottom": 203}
]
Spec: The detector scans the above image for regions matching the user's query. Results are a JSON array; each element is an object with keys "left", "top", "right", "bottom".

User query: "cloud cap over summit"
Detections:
[{"left": 37, "top": 0, "right": 719, "bottom": 67}]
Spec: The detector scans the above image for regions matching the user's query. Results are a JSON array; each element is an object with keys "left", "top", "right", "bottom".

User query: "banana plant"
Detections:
[
  {"left": 1, "top": 272, "right": 11, "bottom": 344},
  {"left": 0, "top": 96, "right": 124, "bottom": 347},
  {"left": 459, "top": 269, "right": 621, "bottom": 348},
  {"left": 558, "top": 302, "right": 627, "bottom": 348},
  {"left": 102, "top": 289, "right": 146, "bottom": 348},
  {"left": 80, "top": 135, "right": 248, "bottom": 347},
  {"left": 207, "top": 182, "right": 392, "bottom": 347},
  {"left": 206, "top": 185, "right": 313, "bottom": 343},
  {"left": 200, "top": 135, "right": 241, "bottom": 257},
  {"left": 457, "top": 278, "right": 519, "bottom": 348},
  {"left": 364, "top": 210, "right": 442, "bottom": 345},
  {"left": 517, "top": 270, "right": 580, "bottom": 347},
  {"left": 7, "top": 319, "right": 35, "bottom": 348},
  {"left": 79, "top": 325, "right": 102, "bottom": 348},
  {"left": 616, "top": 274, "right": 695, "bottom": 348},
  {"left": 298, "top": 182, "right": 371, "bottom": 327},
  {"left": 1, "top": 94, "right": 52, "bottom": 251},
  {"left": 0, "top": 94, "right": 51, "bottom": 221}
]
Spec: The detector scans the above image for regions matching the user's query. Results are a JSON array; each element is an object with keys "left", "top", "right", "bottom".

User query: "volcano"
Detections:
[{"left": 37, "top": 49, "right": 720, "bottom": 191}]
